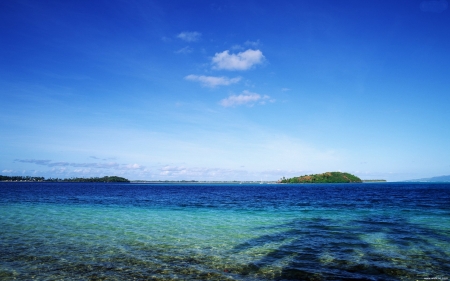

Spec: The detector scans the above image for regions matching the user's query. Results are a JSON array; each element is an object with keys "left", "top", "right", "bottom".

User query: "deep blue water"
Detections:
[{"left": 0, "top": 182, "right": 449, "bottom": 280}]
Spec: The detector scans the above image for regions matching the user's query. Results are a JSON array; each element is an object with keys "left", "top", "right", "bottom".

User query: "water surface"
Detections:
[{"left": 1, "top": 182, "right": 449, "bottom": 280}]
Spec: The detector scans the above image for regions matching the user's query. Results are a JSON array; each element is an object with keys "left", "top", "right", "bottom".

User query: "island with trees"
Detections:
[
  {"left": 279, "top": 172, "right": 362, "bottom": 183},
  {"left": 0, "top": 175, "right": 130, "bottom": 183}
]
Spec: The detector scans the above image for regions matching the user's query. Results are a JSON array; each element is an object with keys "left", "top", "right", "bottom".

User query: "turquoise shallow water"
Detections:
[{"left": 0, "top": 182, "right": 449, "bottom": 280}]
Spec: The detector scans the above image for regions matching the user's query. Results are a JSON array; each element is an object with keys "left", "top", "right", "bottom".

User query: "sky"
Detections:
[{"left": 1, "top": 0, "right": 450, "bottom": 181}]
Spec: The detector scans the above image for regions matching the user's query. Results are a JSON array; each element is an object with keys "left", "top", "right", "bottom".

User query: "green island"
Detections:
[
  {"left": 0, "top": 175, "right": 129, "bottom": 183},
  {"left": 279, "top": 172, "right": 362, "bottom": 183}
]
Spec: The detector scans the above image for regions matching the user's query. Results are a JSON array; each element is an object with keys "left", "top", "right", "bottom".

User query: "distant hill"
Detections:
[
  {"left": 279, "top": 172, "right": 362, "bottom": 183},
  {"left": 403, "top": 175, "right": 450, "bottom": 182}
]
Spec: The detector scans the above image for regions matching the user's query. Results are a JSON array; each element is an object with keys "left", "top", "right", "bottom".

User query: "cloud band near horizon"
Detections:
[{"left": 14, "top": 159, "right": 144, "bottom": 170}]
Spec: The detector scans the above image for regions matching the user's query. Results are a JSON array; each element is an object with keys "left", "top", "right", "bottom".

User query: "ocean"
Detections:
[{"left": 0, "top": 182, "right": 449, "bottom": 280}]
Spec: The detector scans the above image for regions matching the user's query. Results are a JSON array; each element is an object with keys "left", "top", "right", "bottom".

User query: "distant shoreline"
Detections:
[
  {"left": 1, "top": 180, "right": 390, "bottom": 184},
  {"left": 0, "top": 175, "right": 129, "bottom": 183},
  {"left": 361, "top": 180, "right": 387, "bottom": 182}
]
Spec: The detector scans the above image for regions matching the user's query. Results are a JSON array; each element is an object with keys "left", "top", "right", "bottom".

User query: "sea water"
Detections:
[{"left": 0, "top": 182, "right": 449, "bottom": 280}]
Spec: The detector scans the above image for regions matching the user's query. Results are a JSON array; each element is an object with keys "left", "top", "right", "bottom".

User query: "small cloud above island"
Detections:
[{"left": 159, "top": 165, "right": 248, "bottom": 178}]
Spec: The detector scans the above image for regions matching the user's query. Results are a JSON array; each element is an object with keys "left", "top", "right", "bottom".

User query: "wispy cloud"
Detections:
[
  {"left": 231, "top": 40, "right": 260, "bottom": 51},
  {"left": 161, "top": 36, "right": 172, "bottom": 42},
  {"left": 212, "top": 49, "right": 265, "bottom": 71},
  {"left": 14, "top": 159, "right": 144, "bottom": 170},
  {"left": 175, "top": 46, "right": 193, "bottom": 54},
  {"left": 185, "top": 75, "right": 241, "bottom": 88},
  {"left": 420, "top": 0, "right": 448, "bottom": 12},
  {"left": 16, "top": 159, "right": 52, "bottom": 165},
  {"left": 89, "top": 156, "right": 116, "bottom": 161},
  {"left": 231, "top": 44, "right": 243, "bottom": 50},
  {"left": 50, "top": 167, "right": 68, "bottom": 174},
  {"left": 157, "top": 165, "right": 307, "bottom": 180},
  {"left": 261, "top": 169, "right": 312, "bottom": 177},
  {"left": 244, "top": 40, "right": 260, "bottom": 48},
  {"left": 159, "top": 165, "right": 248, "bottom": 178},
  {"left": 220, "top": 90, "right": 271, "bottom": 107},
  {"left": 177, "top": 31, "right": 201, "bottom": 42}
]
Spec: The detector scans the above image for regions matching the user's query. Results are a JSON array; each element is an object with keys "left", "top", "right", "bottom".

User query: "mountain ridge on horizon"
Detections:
[{"left": 403, "top": 175, "right": 450, "bottom": 182}]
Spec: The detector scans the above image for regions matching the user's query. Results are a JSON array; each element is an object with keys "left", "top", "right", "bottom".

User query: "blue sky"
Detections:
[{"left": 1, "top": 0, "right": 449, "bottom": 181}]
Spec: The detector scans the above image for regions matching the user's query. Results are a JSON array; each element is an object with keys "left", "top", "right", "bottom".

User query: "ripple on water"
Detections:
[{"left": 0, "top": 182, "right": 449, "bottom": 280}]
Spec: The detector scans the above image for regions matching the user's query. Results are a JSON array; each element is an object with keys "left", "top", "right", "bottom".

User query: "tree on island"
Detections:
[
  {"left": 61, "top": 176, "right": 130, "bottom": 182},
  {"left": 279, "top": 172, "right": 362, "bottom": 183},
  {"left": 0, "top": 175, "right": 129, "bottom": 182},
  {"left": 0, "top": 175, "right": 45, "bottom": 182}
]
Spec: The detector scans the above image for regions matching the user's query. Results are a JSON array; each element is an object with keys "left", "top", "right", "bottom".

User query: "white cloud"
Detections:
[
  {"left": 212, "top": 49, "right": 265, "bottom": 71},
  {"left": 185, "top": 75, "right": 241, "bottom": 88},
  {"left": 281, "top": 88, "right": 290, "bottom": 92},
  {"left": 220, "top": 90, "right": 270, "bottom": 107},
  {"left": 50, "top": 167, "right": 68, "bottom": 174},
  {"left": 73, "top": 168, "right": 92, "bottom": 174},
  {"left": 125, "top": 164, "right": 143, "bottom": 170},
  {"left": 177, "top": 31, "right": 201, "bottom": 42}
]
